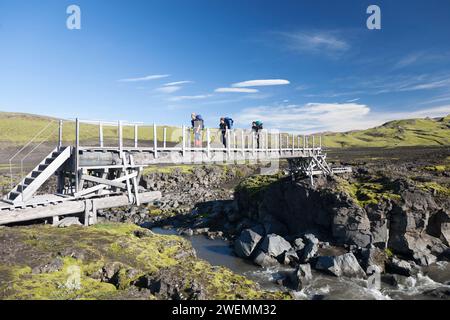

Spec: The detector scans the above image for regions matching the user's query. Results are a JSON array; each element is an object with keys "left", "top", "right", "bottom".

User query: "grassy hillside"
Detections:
[
  {"left": 0, "top": 111, "right": 449, "bottom": 148},
  {"left": 0, "top": 112, "right": 185, "bottom": 145},
  {"left": 322, "top": 115, "right": 450, "bottom": 148}
]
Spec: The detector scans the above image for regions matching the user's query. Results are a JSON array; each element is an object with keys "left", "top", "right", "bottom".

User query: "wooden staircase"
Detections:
[{"left": 4, "top": 147, "right": 72, "bottom": 204}]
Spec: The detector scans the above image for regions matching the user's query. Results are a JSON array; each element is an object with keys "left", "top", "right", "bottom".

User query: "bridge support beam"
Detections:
[{"left": 0, "top": 191, "right": 161, "bottom": 226}]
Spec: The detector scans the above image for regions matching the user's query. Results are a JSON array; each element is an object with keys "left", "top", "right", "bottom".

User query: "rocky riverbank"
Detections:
[
  {"left": 1, "top": 147, "right": 449, "bottom": 299},
  {"left": 124, "top": 149, "right": 450, "bottom": 299},
  {"left": 0, "top": 223, "right": 287, "bottom": 300}
]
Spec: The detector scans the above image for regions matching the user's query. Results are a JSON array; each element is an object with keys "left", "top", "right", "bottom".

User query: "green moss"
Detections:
[
  {"left": 236, "top": 174, "right": 282, "bottom": 201},
  {"left": 423, "top": 165, "right": 448, "bottom": 172},
  {"left": 142, "top": 165, "right": 195, "bottom": 175},
  {"left": 418, "top": 182, "right": 450, "bottom": 196},
  {"left": 385, "top": 248, "right": 394, "bottom": 258},
  {"left": 336, "top": 177, "right": 401, "bottom": 207},
  {"left": 0, "top": 223, "right": 283, "bottom": 300}
]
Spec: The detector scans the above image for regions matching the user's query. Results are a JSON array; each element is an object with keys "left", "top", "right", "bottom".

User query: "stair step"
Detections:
[
  {"left": 52, "top": 152, "right": 61, "bottom": 158},
  {"left": 24, "top": 177, "right": 35, "bottom": 185},
  {"left": 38, "top": 164, "right": 49, "bottom": 171},
  {"left": 45, "top": 157, "right": 56, "bottom": 164},
  {"left": 17, "top": 184, "right": 28, "bottom": 192},
  {"left": 8, "top": 191, "right": 20, "bottom": 200},
  {"left": 31, "top": 170, "right": 42, "bottom": 178}
]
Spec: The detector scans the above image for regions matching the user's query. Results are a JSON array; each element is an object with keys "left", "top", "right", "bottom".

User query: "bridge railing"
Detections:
[{"left": 70, "top": 118, "right": 324, "bottom": 155}]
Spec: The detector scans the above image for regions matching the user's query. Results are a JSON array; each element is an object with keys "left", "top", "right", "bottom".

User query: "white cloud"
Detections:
[
  {"left": 235, "top": 102, "right": 450, "bottom": 134},
  {"left": 232, "top": 79, "right": 290, "bottom": 87},
  {"left": 169, "top": 94, "right": 212, "bottom": 102},
  {"left": 118, "top": 74, "right": 170, "bottom": 82},
  {"left": 276, "top": 30, "right": 349, "bottom": 56},
  {"left": 163, "top": 81, "right": 193, "bottom": 86},
  {"left": 215, "top": 87, "right": 259, "bottom": 93},
  {"left": 156, "top": 86, "right": 181, "bottom": 94}
]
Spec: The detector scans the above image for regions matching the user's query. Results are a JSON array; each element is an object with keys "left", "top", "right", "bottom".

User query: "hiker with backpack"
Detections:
[
  {"left": 191, "top": 113, "right": 204, "bottom": 147},
  {"left": 219, "top": 117, "right": 234, "bottom": 148},
  {"left": 252, "top": 121, "right": 263, "bottom": 148}
]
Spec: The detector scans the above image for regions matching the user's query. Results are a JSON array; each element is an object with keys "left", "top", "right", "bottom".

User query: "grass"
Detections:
[
  {"left": 0, "top": 112, "right": 184, "bottom": 144},
  {"left": 322, "top": 115, "right": 450, "bottom": 148}
]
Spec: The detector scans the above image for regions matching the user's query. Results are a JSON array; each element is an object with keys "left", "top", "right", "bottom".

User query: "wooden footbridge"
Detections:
[{"left": 0, "top": 119, "right": 350, "bottom": 226}]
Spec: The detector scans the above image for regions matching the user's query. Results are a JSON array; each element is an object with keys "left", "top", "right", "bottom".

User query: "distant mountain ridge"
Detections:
[{"left": 0, "top": 111, "right": 449, "bottom": 148}]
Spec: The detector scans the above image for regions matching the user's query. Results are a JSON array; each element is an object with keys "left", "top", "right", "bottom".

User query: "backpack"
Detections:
[
  {"left": 195, "top": 114, "right": 204, "bottom": 129},
  {"left": 224, "top": 117, "right": 234, "bottom": 129},
  {"left": 255, "top": 120, "right": 263, "bottom": 129}
]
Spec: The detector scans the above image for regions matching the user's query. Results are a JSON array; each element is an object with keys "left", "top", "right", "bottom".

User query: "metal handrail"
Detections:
[
  {"left": 19, "top": 125, "right": 59, "bottom": 202},
  {"left": 8, "top": 120, "right": 56, "bottom": 188}
]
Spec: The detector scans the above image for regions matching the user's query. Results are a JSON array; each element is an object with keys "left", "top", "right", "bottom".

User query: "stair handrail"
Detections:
[
  {"left": 8, "top": 120, "right": 56, "bottom": 189},
  {"left": 18, "top": 125, "right": 60, "bottom": 202}
]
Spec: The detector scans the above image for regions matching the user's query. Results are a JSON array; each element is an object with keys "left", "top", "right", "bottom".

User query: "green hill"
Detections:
[
  {"left": 0, "top": 111, "right": 449, "bottom": 148},
  {"left": 322, "top": 115, "right": 450, "bottom": 148},
  {"left": 0, "top": 112, "right": 183, "bottom": 145}
]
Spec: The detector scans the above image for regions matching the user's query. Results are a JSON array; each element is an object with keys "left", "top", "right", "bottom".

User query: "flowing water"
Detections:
[{"left": 151, "top": 227, "right": 450, "bottom": 300}]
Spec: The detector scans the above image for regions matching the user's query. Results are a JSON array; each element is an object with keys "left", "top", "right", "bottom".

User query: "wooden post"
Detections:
[
  {"left": 118, "top": 120, "right": 123, "bottom": 153},
  {"left": 252, "top": 131, "right": 255, "bottom": 156},
  {"left": 182, "top": 125, "right": 186, "bottom": 157},
  {"left": 75, "top": 118, "right": 80, "bottom": 193},
  {"left": 163, "top": 127, "right": 167, "bottom": 148},
  {"left": 134, "top": 124, "right": 138, "bottom": 148},
  {"left": 312, "top": 136, "right": 315, "bottom": 149},
  {"left": 206, "top": 128, "right": 211, "bottom": 158},
  {"left": 241, "top": 130, "right": 245, "bottom": 156},
  {"left": 292, "top": 134, "right": 295, "bottom": 153},
  {"left": 99, "top": 122, "right": 104, "bottom": 147},
  {"left": 227, "top": 129, "right": 231, "bottom": 157},
  {"left": 320, "top": 135, "right": 322, "bottom": 148},
  {"left": 58, "top": 120, "right": 63, "bottom": 150},
  {"left": 153, "top": 123, "right": 158, "bottom": 158}
]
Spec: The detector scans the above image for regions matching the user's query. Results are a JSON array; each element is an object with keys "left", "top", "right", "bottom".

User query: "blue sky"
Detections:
[{"left": 0, "top": 0, "right": 450, "bottom": 133}]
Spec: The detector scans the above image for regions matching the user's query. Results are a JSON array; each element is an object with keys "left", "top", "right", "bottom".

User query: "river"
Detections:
[{"left": 151, "top": 227, "right": 450, "bottom": 300}]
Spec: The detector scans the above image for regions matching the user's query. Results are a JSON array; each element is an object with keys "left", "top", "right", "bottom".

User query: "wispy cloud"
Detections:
[
  {"left": 215, "top": 87, "right": 259, "bottom": 93},
  {"left": 275, "top": 30, "right": 350, "bottom": 56},
  {"left": 235, "top": 102, "right": 450, "bottom": 134},
  {"left": 232, "top": 79, "right": 290, "bottom": 87},
  {"left": 395, "top": 52, "right": 424, "bottom": 69},
  {"left": 394, "top": 51, "right": 450, "bottom": 69},
  {"left": 118, "top": 74, "right": 170, "bottom": 82},
  {"left": 156, "top": 86, "right": 182, "bottom": 94},
  {"left": 163, "top": 80, "right": 193, "bottom": 86},
  {"left": 168, "top": 94, "right": 212, "bottom": 102}
]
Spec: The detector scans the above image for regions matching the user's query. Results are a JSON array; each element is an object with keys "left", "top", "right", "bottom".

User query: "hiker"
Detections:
[
  {"left": 219, "top": 117, "right": 234, "bottom": 148},
  {"left": 252, "top": 121, "right": 263, "bottom": 148},
  {"left": 219, "top": 117, "right": 227, "bottom": 148},
  {"left": 191, "top": 113, "right": 204, "bottom": 147}
]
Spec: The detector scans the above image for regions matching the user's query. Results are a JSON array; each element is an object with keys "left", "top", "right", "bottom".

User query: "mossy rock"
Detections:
[{"left": 0, "top": 223, "right": 287, "bottom": 300}]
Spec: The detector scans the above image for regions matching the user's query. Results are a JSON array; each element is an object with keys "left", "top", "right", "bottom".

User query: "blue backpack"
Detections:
[
  {"left": 224, "top": 117, "right": 234, "bottom": 129},
  {"left": 195, "top": 114, "right": 204, "bottom": 129}
]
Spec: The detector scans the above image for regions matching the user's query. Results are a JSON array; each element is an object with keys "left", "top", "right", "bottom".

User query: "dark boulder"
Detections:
[
  {"left": 259, "top": 234, "right": 292, "bottom": 259},
  {"left": 234, "top": 226, "right": 264, "bottom": 258},
  {"left": 315, "top": 253, "right": 366, "bottom": 278}
]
